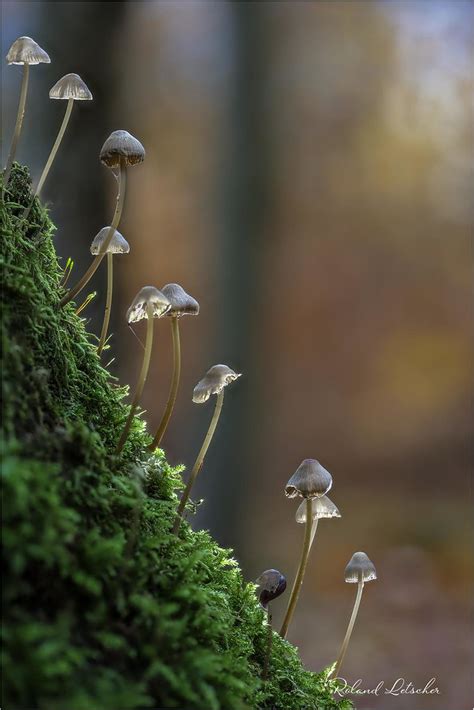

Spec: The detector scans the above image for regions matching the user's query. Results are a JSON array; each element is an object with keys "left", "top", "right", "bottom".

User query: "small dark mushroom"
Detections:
[{"left": 256, "top": 569, "right": 287, "bottom": 682}]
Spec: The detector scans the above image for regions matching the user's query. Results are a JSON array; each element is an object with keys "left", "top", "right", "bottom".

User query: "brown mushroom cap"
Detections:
[
  {"left": 192, "top": 364, "right": 241, "bottom": 404},
  {"left": 49, "top": 73, "right": 93, "bottom": 100},
  {"left": 295, "top": 494, "right": 341, "bottom": 523},
  {"left": 344, "top": 552, "right": 377, "bottom": 583},
  {"left": 285, "top": 459, "right": 333, "bottom": 499},
  {"left": 161, "top": 283, "right": 200, "bottom": 317},
  {"left": 256, "top": 569, "right": 287, "bottom": 608},
  {"left": 6, "top": 36, "right": 50, "bottom": 65},
  {"left": 100, "top": 130, "right": 145, "bottom": 168},
  {"left": 90, "top": 227, "right": 130, "bottom": 255},
  {"left": 126, "top": 286, "right": 170, "bottom": 324}
]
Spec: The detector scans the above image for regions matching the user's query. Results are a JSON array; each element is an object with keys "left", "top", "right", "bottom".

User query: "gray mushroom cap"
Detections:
[
  {"left": 295, "top": 495, "right": 341, "bottom": 523},
  {"left": 126, "top": 286, "right": 170, "bottom": 324},
  {"left": 161, "top": 283, "right": 200, "bottom": 317},
  {"left": 344, "top": 552, "right": 377, "bottom": 583},
  {"left": 256, "top": 569, "right": 287, "bottom": 608},
  {"left": 285, "top": 459, "right": 333, "bottom": 499},
  {"left": 6, "top": 36, "right": 50, "bottom": 65},
  {"left": 49, "top": 73, "right": 93, "bottom": 100},
  {"left": 90, "top": 227, "right": 130, "bottom": 255},
  {"left": 192, "top": 364, "right": 241, "bottom": 404},
  {"left": 100, "top": 130, "right": 145, "bottom": 168}
]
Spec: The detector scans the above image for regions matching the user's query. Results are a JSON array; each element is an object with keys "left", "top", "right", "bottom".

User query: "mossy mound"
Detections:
[{"left": 1, "top": 165, "right": 352, "bottom": 710}]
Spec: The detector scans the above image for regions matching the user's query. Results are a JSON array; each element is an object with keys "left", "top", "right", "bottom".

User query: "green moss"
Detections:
[{"left": 1, "top": 164, "right": 352, "bottom": 710}]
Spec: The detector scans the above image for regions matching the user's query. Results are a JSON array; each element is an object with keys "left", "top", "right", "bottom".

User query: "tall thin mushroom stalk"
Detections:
[
  {"left": 60, "top": 130, "right": 145, "bottom": 308},
  {"left": 115, "top": 287, "right": 170, "bottom": 455},
  {"left": 332, "top": 552, "right": 377, "bottom": 679},
  {"left": 4, "top": 36, "right": 50, "bottom": 185},
  {"left": 279, "top": 459, "right": 333, "bottom": 639},
  {"left": 173, "top": 364, "right": 241, "bottom": 534},
  {"left": 256, "top": 569, "right": 287, "bottom": 682},
  {"left": 149, "top": 283, "right": 199, "bottom": 450}
]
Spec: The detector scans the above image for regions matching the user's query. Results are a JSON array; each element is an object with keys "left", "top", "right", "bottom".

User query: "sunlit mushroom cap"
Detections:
[
  {"left": 295, "top": 495, "right": 341, "bottom": 523},
  {"left": 6, "top": 36, "right": 50, "bottom": 65},
  {"left": 344, "top": 552, "right": 377, "bottom": 583},
  {"left": 100, "top": 130, "right": 145, "bottom": 168},
  {"left": 161, "top": 283, "right": 200, "bottom": 317},
  {"left": 285, "top": 459, "right": 333, "bottom": 499},
  {"left": 126, "top": 286, "right": 170, "bottom": 324},
  {"left": 90, "top": 227, "right": 130, "bottom": 255},
  {"left": 192, "top": 364, "right": 241, "bottom": 404},
  {"left": 49, "top": 73, "right": 92, "bottom": 100},
  {"left": 256, "top": 569, "right": 287, "bottom": 609}
]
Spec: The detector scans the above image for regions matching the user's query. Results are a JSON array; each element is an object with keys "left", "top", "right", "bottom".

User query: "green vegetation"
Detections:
[{"left": 1, "top": 165, "right": 352, "bottom": 710}]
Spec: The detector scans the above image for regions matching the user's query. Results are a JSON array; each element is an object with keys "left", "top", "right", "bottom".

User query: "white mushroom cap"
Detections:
[
  {"left": 126, "top": 286, "right": 170, "bottom": 324},
  {"left": 285, "top": 459, "right": 333, "bottom": 499},
  {"left": 344, "top": 552, "right": 377, "bottom": 583},
  {"left": 100, "top": 130, "right": 145, "bottom": 168},
  {"left": 90, "top": 227, "right": 130, "bottom": 255},
  {"left": 6, "top": 36, "right": 50, "bottom": 65},
  {"left": 49, "top": 73, "right": 93, "bottom": 100},
  {"left": 161, "top": 283, "right": 199, "bottom": 317},
  {"left": 192, "top": 364, "right": 241, "bottom": 403},
  {"left": 295, "top": 495, "right": 341, "bottom": 523}
]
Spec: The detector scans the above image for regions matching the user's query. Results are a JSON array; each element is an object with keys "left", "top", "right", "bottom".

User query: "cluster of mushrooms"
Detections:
[{"left": 4, "top": 36, "right": 377, "bottom": 683}]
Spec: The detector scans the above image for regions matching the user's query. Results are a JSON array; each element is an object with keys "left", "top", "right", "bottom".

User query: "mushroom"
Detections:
[
  {"left": 89, "top": 226, "right": 130, "bottom": 355},
  {"left": 256, "top": 569, "right": 287, "bottom": 681},
  {"left": 60, "top": 130, "right": 145, "bottom": 307},
  {"left": 332, "top": 552, "right": 377, "bottom": 679},
  {"left": 149, "top": 283, "right": 200, "bottom": 449},
  {"left": 172, "top": 364, "right": 241, "bottom": 534},
  {"left": 295, "top": 494, "right": 341, "bottom": 548},
  {"left": 279, "top": 459, "right": 333, "bottom": 639},
  {"left": 115, "top": 287, "right": 170, "bottom": 454},
  {"left": 33, "top": 74, "right": 93, "bottom": 201},
  {"left": 4, "top": 36, "right": 50, "bottom": 185}
]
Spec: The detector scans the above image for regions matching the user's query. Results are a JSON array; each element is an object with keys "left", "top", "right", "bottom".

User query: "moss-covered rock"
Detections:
[{"left": 1, "top": 165, "right": 352, "bottom": 710}]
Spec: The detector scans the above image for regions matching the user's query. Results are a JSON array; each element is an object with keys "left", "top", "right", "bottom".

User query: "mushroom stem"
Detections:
[
  {"left": 332, "top": 579, "right": 365, "bottom": 678},
  {"left": 279, "top": 497, "right": 312, "bottom": 639},
  {"left": 263, "top": 609, "right": 273, "bottom": 682},
  {"left": 309, "top": 518, "right": 319, "bottom": 548},
  {"left": 97, "top": 252, "right": 114, "bottom": 356},
  {"left": 149, "top": 316, "right": 181, "bottom": 449},
  {"left": 115, "top": 302, "right": 154, "bottom": 455},
  {"left": 173, "top": 389, "right": 224, "bottom": 534},
  {"left": 34, "top": 97, "right": 75, "bottom": 201},
  {"left": 4, "top": 64, "right": 30, "bottom": 185},
  {"left": 60, "top": 159, "right": 127, "bottom": 307}
]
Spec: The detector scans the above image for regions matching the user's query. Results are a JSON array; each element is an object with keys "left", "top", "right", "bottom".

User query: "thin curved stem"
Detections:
[
  {"left": 60, "top": 161, "right": 126, "bottom": 307},
  {"left": 115, "top": 304, "right": 154, "bottom": 455},
  {"left": 263, "top": 609, "right": 273, "bottom": 681},
  {"left": 35, "top": 98, "right": 75, "bottom": 200},
  {"left": 149, "top": 316, "right": 181, "bottom": 449},
  {"left": 97, "top": 252, "right": 113, "bottom": 356},
  {"left": 332, "top": 580, "right": 365, "bottom": 679},
  {"left": 173, "top": 390, "right": 224, "bottom": 534},
  {"left": 4, "top": 64, "right": 30, "bottom": 185},
  {"left": 280, "top": 498, "right": 313, "bottom": 639}
]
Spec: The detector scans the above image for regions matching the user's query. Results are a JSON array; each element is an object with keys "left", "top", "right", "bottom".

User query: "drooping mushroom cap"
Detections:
[
  {"left": 126, "top": 286, "right": 170, "bottom": 324},
  {"left": 6, "top": 36, "right": 50, "bottom": 65},
  {"left": 100, "top": 130, "right": 145, "bottom": 168},
  {"left": 295, "top": 495, "right": 341, "bottom": 523},
  {"left": 344, "top": 552, "right": 377, "bottom": 583},
  {"left": 192, "top": 364, "right": 241, "bottom": 404},
  {"left": 255, "top": 569, "right": 287, "bottom": 609},
  {"left": 285, "top": 459, "right": 333, "bottom": 499},
  {"left": 161, "top": 283, "right": 200, "bottom": 318},
  {"left": 90, "top": 227, "right": 130, "bottom": 255},
  {"left": 49, "top": 73, "right": 93, "bottom": 100}
]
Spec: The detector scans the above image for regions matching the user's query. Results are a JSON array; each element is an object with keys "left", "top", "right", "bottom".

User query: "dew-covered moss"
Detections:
[{"left": 1, "top": 165, "right": 352, "bottom": 710}]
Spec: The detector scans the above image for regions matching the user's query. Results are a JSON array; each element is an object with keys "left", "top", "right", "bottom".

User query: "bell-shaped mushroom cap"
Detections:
[
  {"left": 295, "top": 494, "right": 341, "bottom": 523},
  {"left": 192, "top": 364, "right": 241, "bottom": 404},
  {"left": 285, "top": 459, "right": 333, "bottom": 499},
  {"left": 6, "top": 36, "right": 50, "bottom": 65},
  {"left": 256, "top": 569, "right": 287, "bottom": 609},
  {"left": 99, "top": 130, "right": 145, "bottom": 168},
  {"left": 126, "top": 286, "right": 170, "bottom": 324},
  {"left": 161, "top": 283, "right": 200, "bottom": 317},
  {"left": 90, "top": 227, "right": 130, "bottom": 255},
  {"left": 344, "top": 552, "right": 377, "bottom": 583},
  {"left": 49, "top": 73, "right": 93, "bottom": 100}
]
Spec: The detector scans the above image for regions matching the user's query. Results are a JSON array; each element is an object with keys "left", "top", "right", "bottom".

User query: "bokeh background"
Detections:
[{"left": 2, "top": 1, "right": 472, "bottom": 708}]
